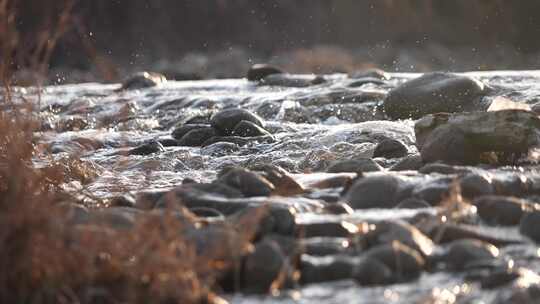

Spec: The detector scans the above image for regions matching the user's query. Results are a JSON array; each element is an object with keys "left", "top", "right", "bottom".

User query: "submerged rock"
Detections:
[
  {"left": 415, "top": 110, "right": 540, "bottom": 164},
  {"left": 384, "top": 72, "right": 488, "bottom": 119}
]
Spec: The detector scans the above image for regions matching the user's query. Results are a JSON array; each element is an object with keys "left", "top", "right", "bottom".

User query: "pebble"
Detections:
[
  {"left": 390, "top": 154, "right": 424, "bottom": 171},
  {"left": 177, "top": 127, "right": 216, "bottom": 146},
  {"left": 218, "top": 167, "right": 275, "bottom": 197},
  {"left": 210, "top": 108, "right": 265, "bottom": 136},
  {"left": 128, "top": 140, "right": 165, "bottom": 155}
]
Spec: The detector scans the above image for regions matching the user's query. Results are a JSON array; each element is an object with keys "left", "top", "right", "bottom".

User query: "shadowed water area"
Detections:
[{"left": 18, "top": 70, "right": 540, "bottom": 303}]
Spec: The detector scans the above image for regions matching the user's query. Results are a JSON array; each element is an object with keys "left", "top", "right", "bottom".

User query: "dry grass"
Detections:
[{"left": 0, "top": 2, "right": 261, "bottom": 303}]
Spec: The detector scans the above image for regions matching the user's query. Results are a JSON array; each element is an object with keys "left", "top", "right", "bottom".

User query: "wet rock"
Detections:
[
  {"left": 171, "top": 123, "right": 212, "bottom": 140},
  {"left": 349, "top": 68, "right": 390, "bottom": 80},
  {"left": 247, "top": 64, "right": 283, "bottom": 81},
  {"left": 373, "top": 139, "right": 408, "bottom": 159},
  {"left": 343, "top": 174, "right": 409, "bottom": 209},
  {"left": 422, "top": 222, "right": 520, "bottom": 247},
  {"left": 189, "top": 207, "right": 224, "bottom": 219},
  {"left": 300, "top": 255, "right": 356, "bottom": 284},
  {"left": 471, "top": 267, "right": 524, "bottom": 289},
  {"left": 156, "top": 183, "right": 246, "bottom": 212},
  {"left": 255, "top": 205, "right": 297, "bottom": 236},
  {"left": 395, "top": 198, "right": 431, "bottom": 209},
  {"left": 243, "top": 240, "right": 286, "bottom": 293},
  {"left": 322, "top": 203, "right": 354, "bottom": 215},
  {"left": 473, "top": 195, "right": 526, "bottom": 226},
  {"left": 411, "top": 176, "right": 452, "bottom": 206},
  {"left": 256, "top": 165, "right": 304, "bottom": 196},
  {"left": 357, "top": 220, "right": 435, "bottom": 257},
  {"left": 210, "top": 108, "right": 265, "bottom": 136},
  {"left": 117, "top": 71, "right": 166, "bottom": 91},
  {"left": 460, "top": 173, "right": 494, "bottom": 199},
  {"left": 200, "top": 142, "right": 240, "bottom": 156},
  {"left": 494, "top": 284, "right": 540, "bottom": 304},
  {"left": 352, "top": 257, "right": 393, "bottom": 286},
  {"left": 438, "top": 239, "right": 499, "bottom": 271},
  {"left": 520, "top": 210, "right": 540, "bottom": 242},
  {"left": 128, "top": 140, "right": 165, "bottom": 155},
  {"left": 415, "top": 110, "right": 540, "bottom": 164},
  {"left": 232, "top": 120, "right": 271, "bottom": 137},
  {"left": 158, "top": 138, "right": 180, "bottom": 147},
  {"left": 261, "top": 234, "right": 299, "bottom": 258},
  {"left": 384, "top": 72, "right": 487, "bottom": 119},
  {"left": 218, "top": 167, "right": 275, "bottom": 197},
  {"left": 297, "top": 221, "right": 359, "bottom": 238},
  {"left": 418, "top": 163, "right": 472, "bottom": 175},
  {"left": 261, "top": 73, "right": 325, "bottom": 87},
  {"left": 362, "top": 241, "right": 425, "bottom": 281},
  {"left": 302, "top": 237, "right": 350, "bottom": 256},
  {"left": 326, "top": 158, "right": 383, "bottom": 173},
  {"left": 390, "top": 153, "right": 424, "bottom": 171},
  {"left": 177, "top": 127, "right": 216, "bottom": 146}
]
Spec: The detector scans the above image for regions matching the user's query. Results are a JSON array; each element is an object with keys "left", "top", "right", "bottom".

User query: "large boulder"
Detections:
[
  {"left": 384, "top": 72, "right": 487, "bottom": 119},
  {"left": 415, "top": 110, "right": 540, "bottom": 164}
]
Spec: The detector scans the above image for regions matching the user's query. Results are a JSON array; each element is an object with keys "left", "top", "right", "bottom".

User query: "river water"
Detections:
[{"left": 19, "top": 70, "right": 540, "bottom": 303}]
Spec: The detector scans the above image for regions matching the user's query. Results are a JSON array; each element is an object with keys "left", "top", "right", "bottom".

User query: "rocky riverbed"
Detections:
[{"left": 15, "top": 68, "right": 540, "bottom": 303}]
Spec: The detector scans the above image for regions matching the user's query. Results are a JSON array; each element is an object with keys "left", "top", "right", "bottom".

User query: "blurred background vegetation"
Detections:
[{"left": 8, "top": 0, "right": 540, "bottom": 83}]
